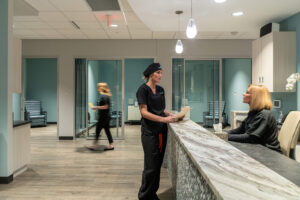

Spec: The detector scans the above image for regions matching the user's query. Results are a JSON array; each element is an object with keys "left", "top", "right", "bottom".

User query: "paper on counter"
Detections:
[{"left": 176, "top": 107, "right": 190, "bottom": 120}]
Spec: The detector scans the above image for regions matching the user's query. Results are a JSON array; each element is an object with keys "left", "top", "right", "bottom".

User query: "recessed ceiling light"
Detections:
[
  {"left": 110, "top": 24, "right": 118, "bottom": 27},
  {"left": 214, "top": 0, "right": 227, "bottom": 3},
  {"left": 232, "top": 11, "right": 244, "bottom": 16}
]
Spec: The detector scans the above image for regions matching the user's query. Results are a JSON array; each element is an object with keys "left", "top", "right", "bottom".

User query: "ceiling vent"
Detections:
[{"left": 86, "top": 0, "right": 120, "bottom": 11}]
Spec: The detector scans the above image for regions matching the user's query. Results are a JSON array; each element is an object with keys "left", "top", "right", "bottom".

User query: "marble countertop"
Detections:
[
  {"left": 169, "top": 120, "right": 300, "bottom": 200},
  {"left": 229, "top": 141, "right": 300, "bottom": 186}
]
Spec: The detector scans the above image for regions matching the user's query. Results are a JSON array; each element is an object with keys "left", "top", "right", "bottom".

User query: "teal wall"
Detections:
[
  {"left": 278, "top": 12, "right": 300, "bottom": 113},
  {"left": 223, "top": 59, "right": 252, "bottom": 123},
  {"left": 13, "top": 93, "right": 21, "bottom": 121},
  {"left": 24, "top": 58, "right": 57, "bottom": 122},
  {"left": 124, "top": 58, "right": 154, "bottom": 122},
  {"left": 0, "top": 0, "right": 10, "bottom": 177}
]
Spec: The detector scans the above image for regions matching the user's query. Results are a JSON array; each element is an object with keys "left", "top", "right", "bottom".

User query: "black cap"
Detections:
[{"left": 143, "top": 63, "right": 162, "bottom": 77}]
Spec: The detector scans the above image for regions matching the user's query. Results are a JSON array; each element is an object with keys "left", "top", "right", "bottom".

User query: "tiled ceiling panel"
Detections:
[
  {"left": 25, "top": 0, "right": 57, "bottom": 11},
  {"left": 14, "top": 0, "right": 289, "bottom": 39},
  {"left": 64, "top": 12, "right": 97, "bottom": 22},
  {"left": 49, "top": 0, "right": 91, "bottom": 11},
  {"left": 38, "top": 12, "right": 69, "bottom": 22}
]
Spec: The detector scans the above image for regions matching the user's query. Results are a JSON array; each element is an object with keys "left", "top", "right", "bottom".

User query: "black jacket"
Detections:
[{"left": 228, "top": 109, "right": 281, "bottom": 152}]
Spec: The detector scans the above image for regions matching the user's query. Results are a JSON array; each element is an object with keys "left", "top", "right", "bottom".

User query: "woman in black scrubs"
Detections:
[
  {"left": 136, "top": 63, "right": 177, "bottom": 200},
  {"left": 228, "top": 84, "right": 281, "bottom": 152},
  {"left": 91, "top": 82, "right": 114, "bottom": 151}
]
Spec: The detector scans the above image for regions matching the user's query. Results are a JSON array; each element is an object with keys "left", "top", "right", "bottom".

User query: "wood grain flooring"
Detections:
[{"left": 0, "top": 125, "right": 174, "bottom": 200}]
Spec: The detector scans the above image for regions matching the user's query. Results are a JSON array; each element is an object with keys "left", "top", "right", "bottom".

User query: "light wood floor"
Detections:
[{"left": 0, "top": 125, "right": 174, "bottom": 200}]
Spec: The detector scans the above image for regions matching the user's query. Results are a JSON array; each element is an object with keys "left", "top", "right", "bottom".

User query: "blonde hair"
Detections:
[
  {"left": 97, "top": 82, "right": 112, "bottom": 97},
  {"left": 248, "top": 84, "right": 272, "bottom": 111}
]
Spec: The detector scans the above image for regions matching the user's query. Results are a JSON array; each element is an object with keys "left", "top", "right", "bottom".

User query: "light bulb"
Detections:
[
  {"left": 175, "top": 39, "right": 183, "bottom": 54},
  {"left": 186, "top": 18, "right": 197, "bottom": 39}
]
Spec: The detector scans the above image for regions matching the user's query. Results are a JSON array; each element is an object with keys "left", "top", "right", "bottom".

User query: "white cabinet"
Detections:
[
  {"left": 230, "top": 110, "right": 248, "bottom": 129},
  {"left": 128, "top": 105, "right": 141, "bottom": 121},
  {"left": 252, "top": 32, "right": 296, "bottom": 92}
]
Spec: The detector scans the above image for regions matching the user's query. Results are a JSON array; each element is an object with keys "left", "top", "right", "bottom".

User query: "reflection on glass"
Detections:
[
  {"left": 75, "top": 59, "right": 87, "bottom": 138},
  {"left": 172, "top": 58, "right": 184, "bottom": 112},
  {"left": 185, "top": 60, "right": 219, "bottom": 123},
  {"left": 88, "top": 60, "right": 122, "bottom": 139}
]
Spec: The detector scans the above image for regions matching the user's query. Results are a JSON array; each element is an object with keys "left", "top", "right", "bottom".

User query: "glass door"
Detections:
[
  {"left": 75, "top": 58, "right": 87, "bottom": 138},
  {"left": 185, "top": 60, "right": 219, "bottom": 123},
  {"left": 87, "top": 60, "right": 123, "bottom": 139},
  {"left": 172, "top": 59, "right": 221, "bottom": 124}
]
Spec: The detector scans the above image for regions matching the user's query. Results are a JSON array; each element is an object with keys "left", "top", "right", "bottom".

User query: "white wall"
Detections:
[{"left": 22, "top": 39, "right": 252, "bottom": 137}]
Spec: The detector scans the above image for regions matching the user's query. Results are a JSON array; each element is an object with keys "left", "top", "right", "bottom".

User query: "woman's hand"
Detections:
[
  {"left": 177, "top": 115, "right": 185, "bottom": 121},
  {"left": 164, "top": 115, "right": 176, "bottom": 123},
  {"left": 92, "top": 106, "right": 97, "bottom": 110}
]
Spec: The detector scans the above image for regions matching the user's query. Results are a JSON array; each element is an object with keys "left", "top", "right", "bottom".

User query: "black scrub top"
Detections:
[
  {"left": 136, "top": 83, "right": 166, "bottom": 132},
  {"left": 97, "top": 94, "right": 111, "bottom": 120},
  {"left": 228, "top": 109, "right": 281, "bottom": 152}
]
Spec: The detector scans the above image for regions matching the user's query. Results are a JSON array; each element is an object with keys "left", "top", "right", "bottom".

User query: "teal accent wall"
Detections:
[
  {"left": 124, "top": 58, "right": 154, "bottom": 122},
  {"left": 13, "top": 93, "right": 21, "bottom": 121},
  {"left": 24, "top": 58, "right": 57, "bottom": 122},
  {"left": 223, "top": 59, "right": 252, "bottom": 124},
  {"left": 278, "top": 12, "right": 300, "bottom": 112},
  {"left": 271, "top": 92, "right": 297, "bottom": 119},
  {"left": 0, "top": 0, "right": 10, "bottom": 177}
]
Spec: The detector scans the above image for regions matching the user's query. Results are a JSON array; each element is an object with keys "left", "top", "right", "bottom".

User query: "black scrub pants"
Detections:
[
  {"left": 95, "top": 117, "right": 113, "bottom": 144},
  {"left": 138, "top": 124, "right": 168, "bottom": 200}
]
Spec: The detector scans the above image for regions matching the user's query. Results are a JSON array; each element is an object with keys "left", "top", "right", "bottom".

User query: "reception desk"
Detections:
[{"left": 166, "top": 120, "right": 300, "bottom": 200}]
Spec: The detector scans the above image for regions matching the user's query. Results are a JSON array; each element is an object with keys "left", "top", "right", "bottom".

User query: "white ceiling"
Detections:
[{"left": 13, "top": 0, "right": 300, "bottom": 40}]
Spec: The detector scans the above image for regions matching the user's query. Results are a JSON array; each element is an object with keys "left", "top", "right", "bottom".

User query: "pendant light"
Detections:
[
  {"left": 175, "top": 10, "right": 183, "bottom": 54},
  {"left": 186, "top": 0, "right": 197, "bottom": 39}
]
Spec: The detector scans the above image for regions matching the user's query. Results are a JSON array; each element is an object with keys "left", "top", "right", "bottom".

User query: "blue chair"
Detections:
[
  {"left": 203, "top": 101, "right": 226, "bottom": 127},
  {"left": 110, "top": 111, "right": 122, "bottom": 127},
  {"left": 24, "top": 100, "right": 47, "bottom": 127}
]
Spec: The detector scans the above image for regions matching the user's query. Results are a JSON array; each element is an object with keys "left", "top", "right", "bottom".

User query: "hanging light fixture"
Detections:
[
  {"left": 186, "top": 0, "right": 197, "bottom": 39},
  {"left": 175, "top": 10, "right": 183, "bottom": 54}
]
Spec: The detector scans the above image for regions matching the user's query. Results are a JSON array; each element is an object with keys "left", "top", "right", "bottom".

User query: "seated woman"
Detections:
[{"left": 228, "top": 84, "right": 281, "bottom": 152}]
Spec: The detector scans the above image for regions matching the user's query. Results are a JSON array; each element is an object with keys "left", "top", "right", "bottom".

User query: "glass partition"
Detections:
[
  {"left": 172, "top": 59, "right": 220, "bottom": 124},
  {"left": 87, "top": 60, "right": 122, "bottom": 139},
  {"left": 75, "top": 58, "right": 87, "bottom": 138},
  {"left": 172, "top": 58, "right": 184, "bottom": 112},
  {"left": 185, "top": 60, "right": 219, "bottom": 123}
]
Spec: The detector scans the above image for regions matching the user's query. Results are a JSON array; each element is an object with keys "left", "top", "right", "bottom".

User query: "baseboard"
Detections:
[
  {"left": 125, "top": 121, "right": 141, "bottom": 125},
  {"left": 47, "top": 122, "right": 57, "bottom": 124},
  {"left": 0, "top": 174, "right": 13, "bottom": 184},
  {"left": 59, "top": 136, "right": 73, "bottom": 140}
]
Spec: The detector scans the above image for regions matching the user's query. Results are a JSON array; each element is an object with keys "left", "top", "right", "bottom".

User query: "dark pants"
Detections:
[
  {"left": 96, "top": 118, "right": 113, "bottom": 144},
  {"left": 138, "top": 124, "right": 168, "bottom": 200}
]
